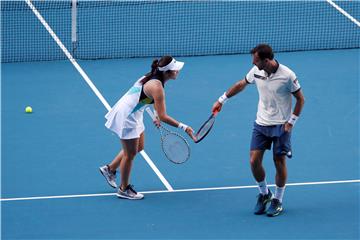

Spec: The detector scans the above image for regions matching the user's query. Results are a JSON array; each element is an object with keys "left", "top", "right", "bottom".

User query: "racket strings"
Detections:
[
  {"left": 159, "top": 125, "right": 171, "bottom": 140},
  {"left": 195, "top": 117, "right": 215, "bottom": 142},
  {"left": 146, "top": 107, "right": 190, "bottom": 164},
  {"left": 151, "top": 121, "right": 190, "bottom": 164},
  {"left": 161, "top": 131, "right": 190, "bottom": 164}
]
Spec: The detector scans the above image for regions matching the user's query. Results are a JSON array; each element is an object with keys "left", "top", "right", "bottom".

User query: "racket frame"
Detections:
[
  {"left": 194, "top": 112, "right": 218, "bottom": 143},
  {"left": 159, "top": 125, "right": 190, "bottom": 164},
  {"left": 146, "top": 107, "right": 191, "bottom": 164}
]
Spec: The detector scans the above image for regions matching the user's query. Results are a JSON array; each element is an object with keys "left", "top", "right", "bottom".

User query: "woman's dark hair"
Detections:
[
  {"left": 140, "top": 56, "right": 173, "bottom": 85},
  {"left": 250, "top": 44, "right": 274, "bottom": 60}
]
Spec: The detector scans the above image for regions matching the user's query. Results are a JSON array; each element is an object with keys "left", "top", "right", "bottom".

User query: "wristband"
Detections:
[
  {"left": 218, "top": 92, "right": 228, "bottom": 104},
  {"left": 178, "top": 122, "right": 188, "bottom": 131},
  {"left": 288, "top": 114, "right": 299, "bottom": 126}
]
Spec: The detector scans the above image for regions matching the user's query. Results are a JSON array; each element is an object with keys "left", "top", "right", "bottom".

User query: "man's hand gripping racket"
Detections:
[{"left": 194, "top": 95, "right": 226, "bottom": 143}]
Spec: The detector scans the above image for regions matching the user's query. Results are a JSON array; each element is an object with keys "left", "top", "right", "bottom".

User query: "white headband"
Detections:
[{"left": 158, "top": 58, "right": 184, "bottom": 72}]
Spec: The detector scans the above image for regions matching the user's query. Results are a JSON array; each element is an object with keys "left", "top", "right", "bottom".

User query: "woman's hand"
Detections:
[
  {"left": 185, "top": 126, "right": 197, "bottom": 142},
  {"left": 152, "top": 117, "right": 161, "bottom": 128}
]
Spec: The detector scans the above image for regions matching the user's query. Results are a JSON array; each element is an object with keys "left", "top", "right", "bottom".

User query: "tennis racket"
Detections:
[
  {"left": 145, "top": 107, "right": 190, "bottom": 164},
  {"left": 194, "top": 111, "right": 218, "bottom": 143}
]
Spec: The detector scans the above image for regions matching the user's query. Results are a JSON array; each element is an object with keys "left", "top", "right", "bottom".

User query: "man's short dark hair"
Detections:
[{"left": 250, "top": 44, "right": 274, "bottom": 60}]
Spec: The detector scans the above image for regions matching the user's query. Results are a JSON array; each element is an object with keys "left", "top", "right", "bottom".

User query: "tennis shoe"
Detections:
[
  {"left": 99, "top": 165, "right": 117, "bottom": 188},
  {"left": 254, "top": 189, "right": 272, "bottom": 215},
  {"left": 266, "top": 198, "right": 283, "bottom": 217},
  {"left": 117, "top": 185, "right": 144, "bottom": 200}
]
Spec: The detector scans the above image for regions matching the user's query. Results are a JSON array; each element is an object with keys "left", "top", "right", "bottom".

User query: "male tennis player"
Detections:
[
  {"left": 212, "top": 44, "right": 305, "bottom": 216},
  {"left": 100, "top": 56, "right": 195, "bottom": 200}
]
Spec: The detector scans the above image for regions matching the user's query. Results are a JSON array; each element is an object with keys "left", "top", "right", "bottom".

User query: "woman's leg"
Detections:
[
  {"left": 119, "top": 137, "right": 139, "bottom": 190},
  {"left": 107, "top": 130, "right": 144, "bottom": 172},
  {"left": 138, "top": 132, "right": 145, "bottom": 152},
  {"left": 108, "top": 150, "right": 124, "bottom": 173}
]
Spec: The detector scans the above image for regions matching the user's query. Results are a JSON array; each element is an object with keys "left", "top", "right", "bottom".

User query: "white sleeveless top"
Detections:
[{"left": 105, "top": 76, "right": 153, "bottom": 139}]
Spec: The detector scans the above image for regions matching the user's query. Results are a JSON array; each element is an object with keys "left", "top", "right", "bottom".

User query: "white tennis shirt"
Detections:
[{"left": 246, "top": 63, "right": 301, "bottom": 126}]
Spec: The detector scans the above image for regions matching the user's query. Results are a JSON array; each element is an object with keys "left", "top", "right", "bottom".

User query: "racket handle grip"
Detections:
[{"left": 145, "top": 107, "right": 156, "bottom": 120}]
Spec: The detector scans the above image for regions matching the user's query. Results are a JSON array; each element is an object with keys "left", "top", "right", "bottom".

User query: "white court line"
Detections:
[
  {"left": 326, "top": 0, "right": 360, "bottom": 27},
  {"left": 25, "top": 0, "right": 111, "bottom": 111},
  {"left": 1, "top": 179, "right": 359, "bottom": 202},
  {"left": 24, "top": 0, "right": 173, "bottom": 191},
  {"left": 140, "top": 150, "right": 174, "bottom": 191}
]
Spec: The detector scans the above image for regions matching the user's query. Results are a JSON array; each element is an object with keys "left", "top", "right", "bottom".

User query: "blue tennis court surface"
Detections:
[
  {"left": 2, "top": 49, "right": 359, "bottom": 239},
  {"left": 2, "top": 0, "right": 360, "bottom": 238}
]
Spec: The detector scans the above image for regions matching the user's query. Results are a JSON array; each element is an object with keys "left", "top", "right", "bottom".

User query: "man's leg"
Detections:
[
  {"left": 250, "top": 150, "right": 272, "bottom": 214},
  {"left": 250, "top": 150, "right": 266, "bottom": 184},
  {"left": 267, "top": 154, "right": 287, "bottom": 217},
  {"left": 273, "top": 154, "right": 287, "bottom": 188}
]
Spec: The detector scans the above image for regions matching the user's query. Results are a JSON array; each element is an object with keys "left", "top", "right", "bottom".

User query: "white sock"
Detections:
[
  {"left": 274, "top": 185, "right": 286, "bottom": 202},
  {"left": 257, "top": 180, "right": 268, "bottom": 195}
]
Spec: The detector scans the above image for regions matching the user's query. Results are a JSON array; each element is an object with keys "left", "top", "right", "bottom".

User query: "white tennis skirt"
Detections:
[{"left": 105, "top": 102, "right": 145, "bottom": 140}]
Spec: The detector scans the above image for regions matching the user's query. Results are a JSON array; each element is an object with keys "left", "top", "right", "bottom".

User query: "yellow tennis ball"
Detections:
[{"left": 25, "top": 106, "right": 32, "bottom": 113}]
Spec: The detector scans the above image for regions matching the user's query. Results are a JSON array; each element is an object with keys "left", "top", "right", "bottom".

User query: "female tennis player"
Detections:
[{"left": 99, "top": 56, "right": 195, "bottom": 200}]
